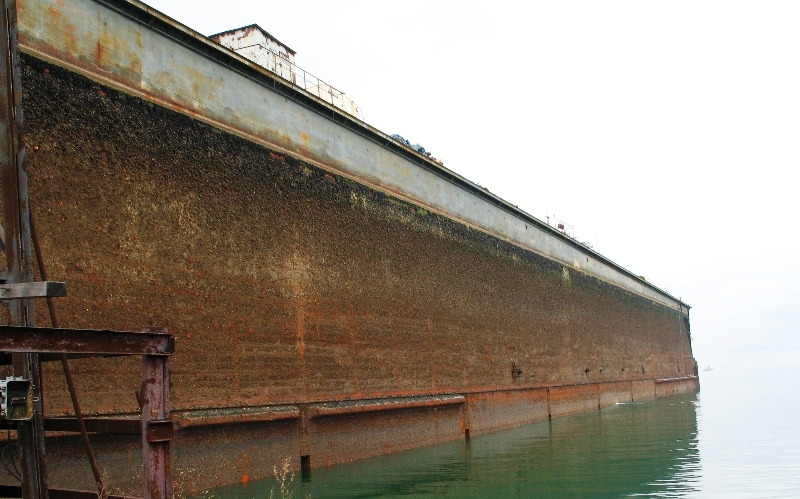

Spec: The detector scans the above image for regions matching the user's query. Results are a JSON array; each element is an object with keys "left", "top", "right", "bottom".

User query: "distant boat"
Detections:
[{"left": 703, "top": 365, "right": 713, "bottom": 371}]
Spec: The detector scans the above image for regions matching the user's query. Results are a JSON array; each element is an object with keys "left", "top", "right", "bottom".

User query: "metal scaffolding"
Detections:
[{"left": 0, "top": 0, "right": 174, "bottom": 496}]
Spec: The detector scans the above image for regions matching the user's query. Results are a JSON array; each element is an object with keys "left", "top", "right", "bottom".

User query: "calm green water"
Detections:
[{"left": 198, "top": 366, "right": 800, "bottom": 497}]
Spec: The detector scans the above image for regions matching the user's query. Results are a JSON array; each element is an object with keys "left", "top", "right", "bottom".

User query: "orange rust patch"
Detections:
[{"left": 95, "top": 41, "right": 104, "bottom": 65}]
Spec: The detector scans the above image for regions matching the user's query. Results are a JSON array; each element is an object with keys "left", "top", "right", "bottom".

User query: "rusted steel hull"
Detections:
[
  {"left": 17, "top": 0, "right": 688, "bottom": 312},
  {"left": 2, "top": 0, "right": 697, "bottom": 494}
]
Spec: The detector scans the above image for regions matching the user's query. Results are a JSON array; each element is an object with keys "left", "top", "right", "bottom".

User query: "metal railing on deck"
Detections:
[{"left": 235, "top": 43, "right": 364, "bottom": 121}]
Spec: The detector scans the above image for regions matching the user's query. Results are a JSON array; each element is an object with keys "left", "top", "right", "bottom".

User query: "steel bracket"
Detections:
[{"left": 145, "top": 419, "right": 174, "bottom": 443}]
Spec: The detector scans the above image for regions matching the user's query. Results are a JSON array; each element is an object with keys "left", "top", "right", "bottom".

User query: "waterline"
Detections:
[{"left": 197, "top": 366, "right": 800, "bottom": 497}]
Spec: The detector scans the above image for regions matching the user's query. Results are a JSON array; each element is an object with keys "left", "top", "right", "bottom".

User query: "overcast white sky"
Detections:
[{"left": 145, "top": 0, "right": 800, "bottom": 369}]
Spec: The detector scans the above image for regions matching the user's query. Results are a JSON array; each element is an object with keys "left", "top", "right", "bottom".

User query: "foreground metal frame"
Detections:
[
  {"left": 0, "top": 327, "right": 174, "bottom": 498},
  {"left": 1, "top": 0, "right": 174, "bottom": 496}
]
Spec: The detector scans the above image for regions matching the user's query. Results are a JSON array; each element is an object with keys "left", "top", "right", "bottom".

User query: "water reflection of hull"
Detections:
[{"left": 211, "top": 393, "right": 700, "bottom": 497}]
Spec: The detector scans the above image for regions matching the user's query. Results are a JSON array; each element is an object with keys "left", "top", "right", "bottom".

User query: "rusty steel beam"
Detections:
[
  {"left": 1, "top": 0, "right": 49, "bottom": 495},
  {"left": 0, "top": 326, "right": 174, "bottom": 355},
  {"left": 3, "top": 5, "right": 174, "bottom": 493},
  {"left": 141, "top": 355, "right": 171, "bottom": 498},
  {"left": 0, "top": 352, "right": 131, "bottom": 365}
]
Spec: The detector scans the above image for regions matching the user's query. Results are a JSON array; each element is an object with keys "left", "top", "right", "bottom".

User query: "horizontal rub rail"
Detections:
[
  {"left": 174, "top": 405, "right": 301, "bottom": 429},
  {"left": 654, "top": 375, "right": 698, "bottom": 384},
  {"left": 43, "top": 417, "right": 142, "bottom": 434},
  {"left": 0, "top": 326, "right": 174, "bottom": 355},
  {"left": 307, "top": 395, "right": 466, "bottom": 419}
]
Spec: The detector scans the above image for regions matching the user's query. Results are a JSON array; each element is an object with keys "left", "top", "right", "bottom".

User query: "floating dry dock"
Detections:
[{"left": 1, "top": 0, "right": 697, "bottom": 494}]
